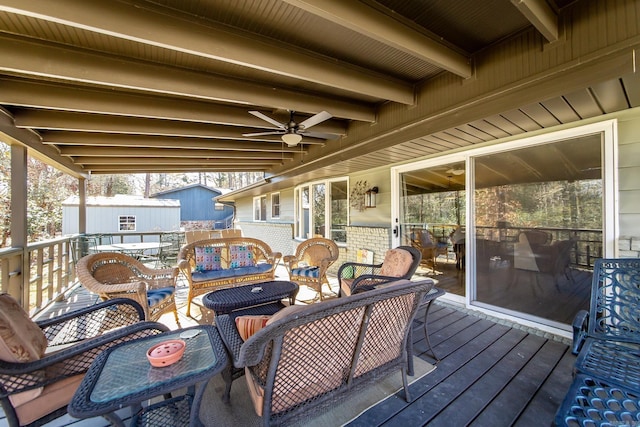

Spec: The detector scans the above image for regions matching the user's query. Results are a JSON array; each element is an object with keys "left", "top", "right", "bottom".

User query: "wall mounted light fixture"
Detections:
[{"left": 365, "top": 187, "right": 378, "bottom": 208}]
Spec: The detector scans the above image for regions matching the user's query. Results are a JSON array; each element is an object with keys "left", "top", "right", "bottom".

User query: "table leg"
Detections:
[
  {"left": 419, "top": 288, "right": 445, "bottom": 365},
  {"left": 101, "top": 412, "right": 126, "bottom": 427},
  {"left": 423, "top": 299, "right": 441, "bottom": 364}
]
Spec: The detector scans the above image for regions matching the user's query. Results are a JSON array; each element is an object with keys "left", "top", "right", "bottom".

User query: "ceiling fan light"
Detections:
[{"left": 282, "top": 133, "right": 302, "bottom": 146}]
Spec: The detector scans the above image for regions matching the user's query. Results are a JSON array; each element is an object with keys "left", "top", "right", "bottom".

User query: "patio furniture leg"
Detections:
[
  {"left": 421, "top": 287, "right": 445, "bottom": 364},
  {"left": 221, "top": 363, "right": 233, "bottom": 404}
]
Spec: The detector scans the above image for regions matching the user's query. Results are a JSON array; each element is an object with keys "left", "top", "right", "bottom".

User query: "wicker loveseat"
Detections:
[
  {"left": 216, "top": 278, "right": 434, "bottom": 426},
  {"left": 177, "top": 237, "right": 282, "bottom": 317}
]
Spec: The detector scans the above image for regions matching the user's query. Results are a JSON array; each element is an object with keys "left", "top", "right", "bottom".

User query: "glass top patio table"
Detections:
[{"left": 68, "top": 325, "right": 228, "bottom": 427}]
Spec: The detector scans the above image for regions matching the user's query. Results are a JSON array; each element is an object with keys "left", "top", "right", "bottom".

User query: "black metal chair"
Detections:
[
  {"left": 156, "top": 232, "right": 185, "bottom": 268},
  {"left": 554, "top": 258, "right": 640, "bottom": 426},
  {"left": 337, "top": 246, "right": 421, "bottom": 297},
  {"left": 0, "top": 295, "right": 168, "bottom": 427}
]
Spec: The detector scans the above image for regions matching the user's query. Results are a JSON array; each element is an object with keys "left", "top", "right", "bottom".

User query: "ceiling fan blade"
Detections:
[
  {"left": 242, "top": 131, "right": 284, "bottom": 137},
  {"left": 301, "top": 130, "right": 341, "bottom": 140},
  {"left": 249, "top": 111, "right": 285, "bottom": 129},
  {"left": 298, "top": 111, "right": 332, "bottom": 130}
]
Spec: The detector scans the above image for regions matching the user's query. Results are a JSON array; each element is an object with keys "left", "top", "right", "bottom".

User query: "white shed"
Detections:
[{"left": 62, "top": 195, "right": 181, "bottom": 237}]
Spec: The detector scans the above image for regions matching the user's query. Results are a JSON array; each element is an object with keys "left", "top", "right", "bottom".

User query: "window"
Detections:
[
  {"left": 295, "top": 178, "right": 347, "bottom": 242},
  {"left": 118, "top": 215, "right": 136, "bottom": 231},
  {"left": 253, "top": 196, "right": 267, "bottom": 221},
  {"left": 271, "top": 193, "right": 280, "bottom": 218}
]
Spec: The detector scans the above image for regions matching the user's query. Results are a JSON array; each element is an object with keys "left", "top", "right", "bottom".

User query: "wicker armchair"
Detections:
[
  {"left": 0, "top": 295, "right": 168, "bottom": 427},
  {"left": 76, "top": 252, "right": 180, "bottom": 325},
  {"left": 337, "top": 246, "right": 421, "bottom": 297},
  {"left": 284, "top": 237, "right": 340, "bottom": 301},
  {"left": 410, "top": 229, "right": 449, "bottom": 273}
]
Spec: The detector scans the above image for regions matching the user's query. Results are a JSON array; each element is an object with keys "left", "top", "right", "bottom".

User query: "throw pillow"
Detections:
[
  {"left": 0, "top": 294, "right": 48, "bottom": 406},
  {"left": 235, "top": 315, "right": 271, "bottom": 341},
  {"left": 229, "top": 245, "right": 255, "bottom": 268},
  {"left": 194, "top": 246, "right": 222, "bottom": 271},
  {"left": 341, "top": 265, "right": 355, "bottom": 279}
]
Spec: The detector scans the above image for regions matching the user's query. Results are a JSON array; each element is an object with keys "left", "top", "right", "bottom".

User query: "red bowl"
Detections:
[{"left": 146, "top": 339, "right": 186, "bottom": 367}]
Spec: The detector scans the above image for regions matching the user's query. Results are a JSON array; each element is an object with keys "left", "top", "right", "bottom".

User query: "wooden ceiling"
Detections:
[{"left": 0, "top": 0, "right": 638, "bottom": 191}]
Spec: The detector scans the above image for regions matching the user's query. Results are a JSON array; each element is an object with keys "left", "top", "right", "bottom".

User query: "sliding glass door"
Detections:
[
  {"left": 472, "top": 133, "right": 604, "bottom": 326},
  {"left": 392, "top": 121, "right": 616, "bottom": 330}
]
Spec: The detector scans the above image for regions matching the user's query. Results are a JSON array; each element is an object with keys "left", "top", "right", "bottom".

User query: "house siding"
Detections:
[{"left": 617, "top": 113, "right": 640, "bottom": 257}]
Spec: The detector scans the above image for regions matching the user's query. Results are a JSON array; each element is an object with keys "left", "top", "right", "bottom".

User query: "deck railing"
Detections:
[{"left": 0, "top": 231, "right": 185, "bottom": 315}]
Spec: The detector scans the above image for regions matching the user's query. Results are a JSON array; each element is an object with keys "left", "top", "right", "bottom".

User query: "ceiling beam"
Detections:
[
  {"left": 0, "top": 0, "right": 415, "bottom": 104},
  {"left": 283, "top": 0, "right": 472, "bottom": 78},
  {"left": 60, "top": 147, "right": 294, "bottom": 159},
  {"left": 42, "top": 132, "right": 312, "bottom": 151},
  {"left": 0, "top": 35, "right": 375, "bottom": 122},
  {"left": 0, "top": 109, "right": 86, "bottom": 177},
  {"left": 75, "top": 157, "right": 279, "bottom": 166},
  {"left": 0, "top": 79, "right": 348, "bottom": 134},
  {"left": 86, "top": 165, "right": 269, "bottom": 173},
  {"left": 14, "top": 110, "right": 324, "bottom": 144},
  {"left": 511, "top": 0, "right": 559, "bottom": 43}
]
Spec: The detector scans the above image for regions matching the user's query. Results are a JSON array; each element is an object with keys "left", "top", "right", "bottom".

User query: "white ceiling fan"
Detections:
[{"left": 243, "top": 110, "right": 338, "bottom": 146}]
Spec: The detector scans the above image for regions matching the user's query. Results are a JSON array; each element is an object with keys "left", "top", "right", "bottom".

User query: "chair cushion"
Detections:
[
  {"left": 190, "top": 264, "right": 273, "bottom": 282},
  {"left": 230, "top": 245, "right": 256, "bottom": 267},
  {"left": 379, "top": 248, "right": 413, "bottom": 277},
  {"left": 195, "top": 246, "right": 222, "bottom": 271},
  {"left": 291, "top": 266, "right": 319, "bottom": 278},
  {"left": 14, "top": 374, "right": 83, "bottom": 426},
  {"left": 146, "top": 287, "right": 175, "bottom": 307},
  {"left": 340, "top": 278, "right": 354, "bottom": 296},
  {"left": 0, "top": 294, "right": 49, "bottom": 407},
  {"left": 235, "top": 315, "right": 271, "bottom": 341}
]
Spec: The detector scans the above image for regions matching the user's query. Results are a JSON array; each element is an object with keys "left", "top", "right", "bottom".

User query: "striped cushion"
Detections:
[
  {"left": 291, "top": 266, "right": 319, "bottom": 278},
  {"left": 147, "top": 287, "right": 175, "bottom": 307},
  {"left": 235, "top": 315, "right": 271, "bottom": 341}
]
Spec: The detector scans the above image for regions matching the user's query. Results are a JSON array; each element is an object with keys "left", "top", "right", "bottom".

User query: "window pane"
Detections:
[
  {"left": 473, "top": 134, "right": 602, "bottom": 327},
  {"left": 271, "top": 193, "right": 280, "bottom": 218},
  {"left": 312, "top": 183, "right": 325, "bottom": 236},
  {"left": 398, "top": 162, "right": 466, "bottom": 297},
  {"left": 301, "top": 187, "right": 309, "bottom": 238},
  {"left": 260, "top": 196, "right": 266, "bottom": 220},
  {"left": 330, "top": 181, "right": 347, "bottom": 242}
]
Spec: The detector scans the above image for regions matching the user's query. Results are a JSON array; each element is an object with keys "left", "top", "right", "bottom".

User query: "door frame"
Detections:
[{"left": 391, "top": 119, "right": 618, "bottom": 337}]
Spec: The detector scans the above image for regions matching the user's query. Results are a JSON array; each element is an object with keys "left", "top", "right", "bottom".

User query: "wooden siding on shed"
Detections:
[
  {"left": 62, "top": 205, "right": 180, "bottom": 236},
  {"left": 154, "top": 186, "right": 233, "bottom": 221}
]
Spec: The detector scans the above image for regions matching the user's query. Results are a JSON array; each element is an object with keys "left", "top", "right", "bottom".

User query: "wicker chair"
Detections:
[
  {"left": 337, "top": 246, "right": 421, "bottom": 297},
  {"left": 216, "top": 279, "right": 434, "bottom": 426},
  {"left": 410, "top": 229, "right": 449, "bottom": 273},
  {"left": 0, "top": 295, "right": 168, "bottom": 427},
  {"left": 283, "top": 237, "right": 340, "bottom": 301},
  {"left": 76, "top": 252, "right": 180, "bottom": 325}
]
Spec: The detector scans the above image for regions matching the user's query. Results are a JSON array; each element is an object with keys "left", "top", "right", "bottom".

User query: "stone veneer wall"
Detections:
[
  {"left": 619, "top": 236, "right": 640, "bottom": 258},
  {"left": 181, "top": 220, "right": 215, "bottom": 230},
  {"left": 344, "top": 226, "right": 392, "bottom": 266}
]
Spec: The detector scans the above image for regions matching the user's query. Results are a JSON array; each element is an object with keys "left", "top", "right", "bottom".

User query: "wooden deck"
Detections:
[
  {"left": 3, "top": 271, "right": 575, "bottom": 427},
  {"left": 353, "top": 302, "right": 574, "bottom": 426}
]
